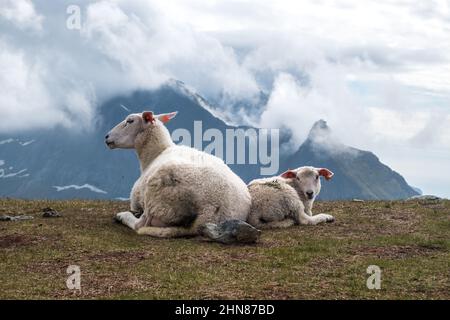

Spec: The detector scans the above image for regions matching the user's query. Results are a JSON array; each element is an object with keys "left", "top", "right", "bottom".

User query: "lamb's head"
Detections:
[
  {"left": 105, "top": 111, "right": 177, "bottom": 149},
  {"left": 281, "top": 166, "right": 334, "bottom": 200}
]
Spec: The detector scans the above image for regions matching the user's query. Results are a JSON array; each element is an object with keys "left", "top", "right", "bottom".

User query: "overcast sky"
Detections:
[{"left": 1, "top": 0, "right": 449, "bottom": 197}]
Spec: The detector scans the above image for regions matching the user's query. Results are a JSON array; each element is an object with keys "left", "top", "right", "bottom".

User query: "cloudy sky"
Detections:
[{"left": 1, "top": 0, "right": 449, "bottom": 197}]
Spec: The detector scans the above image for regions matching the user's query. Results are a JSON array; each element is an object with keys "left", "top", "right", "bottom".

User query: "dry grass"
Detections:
[{"left": 0, "top": 198, "right": 449, "bottom": 299}]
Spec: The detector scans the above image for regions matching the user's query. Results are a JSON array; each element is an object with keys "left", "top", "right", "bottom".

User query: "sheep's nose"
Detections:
[
  {"left": 105, "top": 134, "right": 110, "bottom": 140},
  {"left": 306, "top": 191, "right": 314, "bottom": 199}
]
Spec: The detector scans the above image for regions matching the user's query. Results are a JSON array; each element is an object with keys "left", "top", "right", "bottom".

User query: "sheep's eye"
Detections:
[
  {"left": 126, "top": 119, "right": 134, "bottom": 124},
  {"left": 316, "top": 175, "right": 319, "bottom": 180}
]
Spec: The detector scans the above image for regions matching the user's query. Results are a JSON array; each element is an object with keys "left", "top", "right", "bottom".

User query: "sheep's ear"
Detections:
[
  {"left": 281, "top": 170, "right": 297, "bottom": 179},
  {"left": 157, "top": 111, "right": 178, "bottom": 124},
  {"left": 142, "top": 111, "right": 155, "bottom": 124},
  {"left": 318, "top": 168, "right": 334, "bottom": 181}
]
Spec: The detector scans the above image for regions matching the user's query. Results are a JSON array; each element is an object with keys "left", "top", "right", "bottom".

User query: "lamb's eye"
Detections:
[
  {"left": 126, "top": 119, "right": 134, "bottom": 124},
  {"left": 316, "top": 175, "right": 319, "bottom": 180}
]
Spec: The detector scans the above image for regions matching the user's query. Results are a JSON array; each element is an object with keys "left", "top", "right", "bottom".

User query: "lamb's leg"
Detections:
[
  {"left": 115, "top": 211, "right": 139, "bottom": 230},
  {"left": 295, "top": 208, "right": 334, "bottom": 225},
  {"left": 136, "top": 226, "right": 196, "bottom": 238}
]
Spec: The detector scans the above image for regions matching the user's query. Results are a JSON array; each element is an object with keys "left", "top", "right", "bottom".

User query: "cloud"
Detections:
[
  {"left": 258, "top": 64, "right": 370, "bottom": 148},
  {"left": 82, "top": 0, "right": 259, "bottom": 100},
  {"left": 0, "top": 40, "right": 62, "bottom": 131},
  {"left": 0, "top": 39, "right": 96, "bottom": 131},
  {"left": 0, "top": 0, "right": 43, "bottom": 31}
]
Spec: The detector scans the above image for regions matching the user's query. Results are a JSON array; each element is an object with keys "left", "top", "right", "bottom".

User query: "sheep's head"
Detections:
[
  {"left": 281, "top": 166, "right": 334, "bottom": 200},
  {"left": 105, "top": 111, "right": 177, "bottom": 149}
]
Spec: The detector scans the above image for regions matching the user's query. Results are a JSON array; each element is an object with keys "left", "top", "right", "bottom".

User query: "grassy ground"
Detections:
[{"left": 0, "top": 198, "right": 448, "bottom": 299}]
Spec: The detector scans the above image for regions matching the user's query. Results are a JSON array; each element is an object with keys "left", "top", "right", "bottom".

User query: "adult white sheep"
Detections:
[
  {"left": 105, "top": 110, "right": 260, "bottom": 244},
  {"left": 247, "top": 166, "right": 335, "bottom": 229}
]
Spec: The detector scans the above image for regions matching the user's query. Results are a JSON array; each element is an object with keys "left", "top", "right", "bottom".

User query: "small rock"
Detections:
[
  {"left": 0, "top": 215, "right": 34, "bottom": 222},
  {"left": 407, "top": 195, "right": 442, "bottom": 201},
  {"left": 201, "top": 219, "right": 261, "bottom": 244},
  {"left": 42, "top": 207, "right": 61, "bottom": 218}
]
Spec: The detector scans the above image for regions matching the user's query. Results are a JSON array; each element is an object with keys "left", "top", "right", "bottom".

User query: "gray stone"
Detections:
[
  {"left": 42, "top": 207, "right": 61, "bottom": 218},
  {"left": 201, "top": 219, "right": 261, "bottom": 244},
  {"left": 407, "top": 195, "right": 442, "bottom": 201}
]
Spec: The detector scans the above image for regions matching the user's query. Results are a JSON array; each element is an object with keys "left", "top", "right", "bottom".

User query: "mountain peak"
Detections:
[
  {"left": 307, "top": 119, "right": 331, "bottom": 142},
  {"left": 303, "top": 119, "right": 357, "bottom": 157}
]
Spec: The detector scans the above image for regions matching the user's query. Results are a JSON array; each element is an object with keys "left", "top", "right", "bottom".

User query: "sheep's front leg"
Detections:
[
  {"left": 295, "top": 208, "right": 334, "bottom": 225},
  {"left": 309, "top": 213, "right": 335, "bottom": 224},
  {"left": 115, "top": 211, "right": 139, "bottom": 230}
]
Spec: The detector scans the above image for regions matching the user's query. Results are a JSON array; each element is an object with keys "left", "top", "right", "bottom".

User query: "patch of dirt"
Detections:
[
  {"left": 154, "top": 247, "right": 263, "bottom": 267},
  {"left": 307, "top": 203, "right": 422, "bottom": 240},
  {"left": 86, "top": 250, "right": 154, "bottom": 263},
  {"left": 260, "top": 285, "right": 294, "bottom": 299},
  {"left": 348, "top": 245, "right": 441, "bottom": 259},
  {"left": 306, "top": 256, "right": 348, "bottom": 270},
  {"left": 25, "top": 250, "right": 154, "bottom": 274},
  {"left": 0, "top": 234, "right": 44, "bottom": 248},
  {"left": 23, "top": 250, "right": 161, "bottom": 298},
  {"left": 54, "top": 273, "right": 160, "bottom": 298}
]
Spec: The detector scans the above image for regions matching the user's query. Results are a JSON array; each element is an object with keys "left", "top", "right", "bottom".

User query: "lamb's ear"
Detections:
[
  {"left": 318, "top": 168, "right": 334, "bottom": 181},
  {"left": 157, "top": 111, "right": 178, "bottom": 124},
  {"left": 281, "top": 170, "right": 297, "bottom": 179},
  {"left": 142, "top": 111, "right": 155, "bottom": 124}
]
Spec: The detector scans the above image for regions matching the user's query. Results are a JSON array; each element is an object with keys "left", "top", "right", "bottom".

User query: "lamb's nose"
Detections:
[
  {"left": 306, "top": 191, "right": 314, "bottom": 199},
  {"left": 105, "top": 134, "right": 110, "bottom": 140}
]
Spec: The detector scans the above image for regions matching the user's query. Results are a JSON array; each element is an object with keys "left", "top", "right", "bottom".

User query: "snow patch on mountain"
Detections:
[
  {"left": 167, "top": 79, "right": 235, "bottom": 126},
  {"left": 53, "top": 184, "right": 108, "bottom": 194},
  {"left": 0, "top": 168, "right": 29, "bottom": 178},
  {"left": 19, "top": 140, "right": 35, "bottom": 146},
  {"left": 0, "top": 139, "right": 35, "bottom": 146},
  {"left": 0, "top": 139, "right": 14, "bottom": 145},
  {"left": 120, "top": 104, "right": 131, "bottom": 112}
]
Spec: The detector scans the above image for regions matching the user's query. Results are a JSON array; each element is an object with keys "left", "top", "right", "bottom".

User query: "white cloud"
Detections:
[
  {"left": 0, "top": 40, "right": 95, "bottom": 131},
  {"left": 259, "top": 65, "right": 369, "bottom": 148},
  {"left": 0, "top": 0, "right": 43, "bottom": 31},
  {"left": 81, "top": 0, "right": 259, "bottom": 100},
  {"left": 53, "top": 184, "right": 107, "bottom": 194}
]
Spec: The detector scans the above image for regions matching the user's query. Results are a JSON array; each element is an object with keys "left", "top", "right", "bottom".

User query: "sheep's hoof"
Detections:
[
  {"left": 114, "top": 213, "right": 125, "bottom": 224},
  {"left": 133, "top": 211, "right": 143, "bottom": 218},
  {"left": 201, "top": 220, "right": 261, "bottom": 244},
  {"left": 324, "top": 214, "right": 335, "bottom": 223}
]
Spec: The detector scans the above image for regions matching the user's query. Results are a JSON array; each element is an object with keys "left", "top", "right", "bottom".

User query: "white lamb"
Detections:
[
  {"left": 105, "top": 110, "right": 260, "bottom": 243},
  {"left": 247, "top": 166, "right": 335, "bottom": 229}
]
